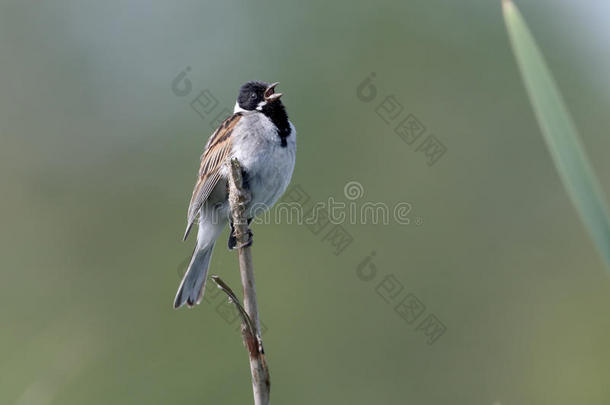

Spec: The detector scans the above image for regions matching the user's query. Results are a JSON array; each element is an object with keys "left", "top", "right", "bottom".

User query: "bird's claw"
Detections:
[{"left": 228, "top": 228, "right": 253, "bottom": 250}]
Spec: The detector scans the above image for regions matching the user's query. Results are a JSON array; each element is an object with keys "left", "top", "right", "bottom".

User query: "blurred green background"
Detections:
[{"left": 2, "top": 0, "right": 610, "bottom": 404}]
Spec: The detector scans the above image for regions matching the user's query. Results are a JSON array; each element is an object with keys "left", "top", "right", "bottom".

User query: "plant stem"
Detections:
[{"left": 226, "top": 158, "right": 270, "bottom": 405}]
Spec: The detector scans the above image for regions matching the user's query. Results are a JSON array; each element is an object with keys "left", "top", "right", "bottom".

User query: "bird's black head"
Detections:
[
  {"left": 236, "top": 80, "right": 291, "bottom": 145},
  {"left": 236, "top": 80, "right": 283, "bottom": 112}
]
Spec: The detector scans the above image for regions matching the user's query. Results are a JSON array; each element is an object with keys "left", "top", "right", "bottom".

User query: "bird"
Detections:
[{"left": 174, "top": 81, "right": 296, "bottom": 309}]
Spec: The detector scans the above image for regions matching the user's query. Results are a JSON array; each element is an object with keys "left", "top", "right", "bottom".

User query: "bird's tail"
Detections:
[{"left": 173, "top": 242, "right": 216, "bottom": 309}]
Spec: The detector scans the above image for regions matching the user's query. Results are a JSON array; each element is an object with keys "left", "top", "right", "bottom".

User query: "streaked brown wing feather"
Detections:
[{"left": 183, "top": 113, "right": 242, "bottom": 240}]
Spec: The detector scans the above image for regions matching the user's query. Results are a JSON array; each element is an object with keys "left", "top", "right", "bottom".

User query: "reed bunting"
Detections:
[{"left": 174, "top": 81, "right": 296, "bottom": 309}]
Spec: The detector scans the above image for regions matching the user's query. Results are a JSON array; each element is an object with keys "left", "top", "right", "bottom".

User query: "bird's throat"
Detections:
[{"left": 262, "top": 103, "right": 290, "bottom": 147}]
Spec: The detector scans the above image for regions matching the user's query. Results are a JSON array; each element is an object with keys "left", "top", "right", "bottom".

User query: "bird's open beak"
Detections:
[{"left": 264, "top": 82, "right": 282, "bottom": 102}]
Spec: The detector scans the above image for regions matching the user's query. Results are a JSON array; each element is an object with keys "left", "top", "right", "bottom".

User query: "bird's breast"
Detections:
[{"left": 229, "top": 114, "right": 296, "bottom": 212}]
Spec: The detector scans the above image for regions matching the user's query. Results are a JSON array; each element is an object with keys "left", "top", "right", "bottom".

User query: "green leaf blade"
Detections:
[{"left": 502, "top": 0, "right": 610, "bottom": 270}]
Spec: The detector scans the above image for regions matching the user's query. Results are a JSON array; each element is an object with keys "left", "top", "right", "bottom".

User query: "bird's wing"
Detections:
[{"left": 183, "top": 113, "right": 242, "bottom": 240}]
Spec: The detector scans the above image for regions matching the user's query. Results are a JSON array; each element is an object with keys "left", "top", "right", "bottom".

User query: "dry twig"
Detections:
[{"left": 211, "top": 158, "right": 270, "bottom": 405}]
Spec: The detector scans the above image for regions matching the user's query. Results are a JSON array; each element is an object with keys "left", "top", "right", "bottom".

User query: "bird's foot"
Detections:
[
  {"left": 228, "top": 221, "right": 253, "bottom": 250},
  {"left": 234, "top": 229, "right": 253, "bottom": 249}
]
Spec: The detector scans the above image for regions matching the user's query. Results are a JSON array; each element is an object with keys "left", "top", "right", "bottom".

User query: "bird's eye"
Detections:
[{"left": 250, "top": 93, "right": 257, "bottom": 99}]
